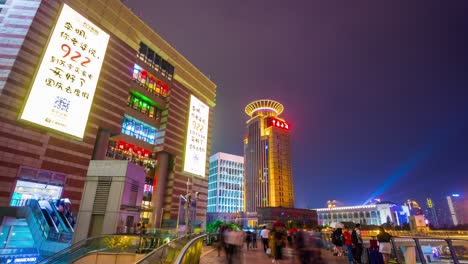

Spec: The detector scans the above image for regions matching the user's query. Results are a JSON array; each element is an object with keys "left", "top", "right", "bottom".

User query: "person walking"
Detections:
[
  {"left": 377, "top": 226, "right": 392, "bottom": 264},
  {"left": 352, "top": 224, "right": 363, "bottom": 263},
  {"left": 331, "top": 227, "right": 344, "bottom": 256},
  {"left": 260, "top": 226, "right": 270, "bottom": 253},
  {"left": 246, "top": 230, "right": 253, "bottom": 250},
  {"left": 252, "top": 229, "right": 258, "bottom": 249},
  {"left": 343, "top": 227, "right": 354, "bottom": 264}
]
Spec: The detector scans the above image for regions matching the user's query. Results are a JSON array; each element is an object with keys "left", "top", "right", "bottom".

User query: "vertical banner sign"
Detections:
[
  {"left": 183, "top": 95, "right": 209, "bottom": 177},
  {"left": 19, "top": 4, "right": 110, "bottom": 139}
]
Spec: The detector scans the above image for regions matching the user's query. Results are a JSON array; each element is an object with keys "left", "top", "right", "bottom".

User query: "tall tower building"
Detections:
[
  {"left": 425, "top": 198, "right": 439, "bottom": 227},
  {"left": 446, "top": 194, "right": 466, "bottom": 226},
  {"left": 244, "top": 100, "right": 294, "bottom": 213},
  {"left": 207, "top": 153, "right": 244, "bottom": 213}
]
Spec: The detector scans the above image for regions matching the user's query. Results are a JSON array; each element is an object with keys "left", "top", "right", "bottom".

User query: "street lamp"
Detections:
[
  {"left": 327, "top": 200, "right": 336, "bottom": 225},
  {"left": 183, "top": 178, "right": 200, "bottom": 235}
]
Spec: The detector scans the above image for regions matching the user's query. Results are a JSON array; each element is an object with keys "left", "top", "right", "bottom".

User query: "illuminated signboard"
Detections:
[
  {"left": 184, "top": 95, "right": 209, "bottom": 177},
  {"left": 267, "top": 117, "right": 289, "bottom": 130},
  {"left": 19, "top": 4, "right": 110, "bottom": 139}
]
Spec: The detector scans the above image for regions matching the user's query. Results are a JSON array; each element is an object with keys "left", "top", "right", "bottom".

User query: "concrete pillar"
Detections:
[
  {"left": 92, "top": 128, "right": 111, "bottom": 160},
  {"left": 151, "top": 151, "right": 170, "bottom": 228}
]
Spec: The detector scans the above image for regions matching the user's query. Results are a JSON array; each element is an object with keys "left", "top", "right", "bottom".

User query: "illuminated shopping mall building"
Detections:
[
  {"left": 0, "top": 0, "right": 215, "bottom": 255},
  {"left": 244, "top": 100, "right": 294, "bottom": 213},
  {"left": 207, "top": 152, "right": 244, "bottom": 213}
]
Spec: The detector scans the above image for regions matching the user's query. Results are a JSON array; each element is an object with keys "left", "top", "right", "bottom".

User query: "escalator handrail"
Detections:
[
  {"left": 40, "top": 208, "right": 59, "bottom": 233},
  {"left": 174, "top": 233, "right": 207, "bottom": 264},
  {"left": 135, "top": 233, "right": 199, "bottom": 264},
  {"left": 48, "top": 201, "right": 72, "bottom": 233},
  {"left": 58, "top": 211, "right": 74, "bottom": 232},
  {"left": 23, "top": 199, "right": 52, "bottom": 239}
]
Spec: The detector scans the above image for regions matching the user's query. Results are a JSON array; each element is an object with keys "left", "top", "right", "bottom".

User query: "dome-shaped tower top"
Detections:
[{"left": 245, "top": 99, "right": 284, "bottom": 117}]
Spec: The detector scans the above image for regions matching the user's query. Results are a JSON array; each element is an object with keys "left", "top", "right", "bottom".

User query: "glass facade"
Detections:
[
  {"left": 121, "top": 115, "right": 157, "bottom": 144},
  {"left": 127, "top": 92, "right": 162, "bottom": 121},
  {"left": 132, "top": 64, "right": 170, "bottom": 97},
  {"left": 208, "top": 153, "right": 244, "bottom": 213}
]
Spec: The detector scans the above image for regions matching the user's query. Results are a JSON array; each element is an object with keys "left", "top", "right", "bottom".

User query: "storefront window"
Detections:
[
  {"left": 10, "top": 180, "right": 63, "bottom": 207},
  {"left": 132, "top": 64, "right": 171, "bottom": 97},
  {"left": 127, "top": 93, "right": 161, "bottom": 121},
  {"left": 149, "top": 106, "right": 155, "bottom": 118},
  {"left": 121, "top": 115, "right": 157, "bottom": 144},
  {"left": 106, "top": 140, "right": 156, "bottom": 169}
]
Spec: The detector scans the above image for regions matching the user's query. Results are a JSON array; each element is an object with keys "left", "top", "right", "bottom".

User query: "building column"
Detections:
[
  {"left": 152, "top": 151, "right": 170, "bottom": 228},
  {"left": 92, "top": 128, "right": 111, "bottom": 160}
]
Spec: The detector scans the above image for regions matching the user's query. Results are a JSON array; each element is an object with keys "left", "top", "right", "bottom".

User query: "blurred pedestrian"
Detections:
[
  {"left": 260, "top": 226, "right": 270, "bottom": 253},
  {"left": 246, "top": 230, "right": 253, "bottom": 250},
  {"left": 352, "top": 224, "right": 363, "bottom": 263},
  {"left": 377, "top": 226, "right": 392, "bottom": 264},
  {"left": 343, "top": 227, "right": 354, "bottom": 264},
  {"left": 252, "top": 229, "right": 258, "bottom": 248},
  {"left": 331, "top": 228, "right": 344, "bottom": 256}
]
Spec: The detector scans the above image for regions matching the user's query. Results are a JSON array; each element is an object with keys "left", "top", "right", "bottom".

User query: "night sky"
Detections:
[{"left": 125, "top": 1, "right": 468, "bottom": 209}]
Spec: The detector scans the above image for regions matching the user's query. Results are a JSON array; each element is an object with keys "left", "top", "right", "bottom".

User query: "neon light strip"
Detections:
[
  {"left": 315, "top": 205, "right": 377, "bottom": 211},
  {"left": 251, "top": 107, "right": 278, "bottom": 114}
]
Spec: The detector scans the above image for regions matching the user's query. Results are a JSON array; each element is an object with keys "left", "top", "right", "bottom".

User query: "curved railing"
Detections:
[
  {"left": 136, "top": 233, "right": 205, "bottom": 264},
  {"left": 37, "top": 232, "right": 177, "bottom": 264},
  {"left": 174, "top": 234, "right": 206, "bottom": 264},
  {"left": 321, "top": 232, "right": 467, "bottom": 264},
  {"left": 37, "top": 235, "right": 141, "bottom": 264}
]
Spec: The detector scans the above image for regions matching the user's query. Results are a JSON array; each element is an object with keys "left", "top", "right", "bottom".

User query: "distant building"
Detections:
[
  {"left": 446, "top": 194, "right": 466, "bottom": 226},
  {"left": 425, "top": 198, "right": 440, "bottom": 228},
  {"left": 315, "top": 202, "right": 410, "bottom": 226},
  {"left": 244, "top": 100, "right": 294, "bottom": 213},
  {"left": 257, "top": 207, "right": 317, "bottom": 228},
  {"left": 207, "top": 153, "right": 244, "bottom": 213}
]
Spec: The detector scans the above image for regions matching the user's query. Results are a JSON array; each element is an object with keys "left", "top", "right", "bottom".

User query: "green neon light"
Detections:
[{"left": 130, "top": 90, "right": 159, "bottom": 108}]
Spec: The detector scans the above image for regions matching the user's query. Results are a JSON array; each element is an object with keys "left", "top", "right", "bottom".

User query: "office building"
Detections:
[
  {"left": 425, "top": 198, "right": 440, "bottom": 228},
  {"left": 0, "top": 0, "right": 215, "bottom": 244},
  {"left": 446, "top": 194, "right": 466, "bottom": 226},
  {"left": 207, "top": 152, "right": 244, "bottom": 213},
  {"left": 244, "top": 99, "right": 294, "bottom": 212}
]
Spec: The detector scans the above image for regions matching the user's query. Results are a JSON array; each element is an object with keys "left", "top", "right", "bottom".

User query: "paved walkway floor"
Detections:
[{"left": 200, "top": 245, "right": 349, "bottom": 264}]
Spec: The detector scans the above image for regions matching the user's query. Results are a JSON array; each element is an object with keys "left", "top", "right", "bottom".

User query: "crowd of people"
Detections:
[
  {"left": 215, "top": 225, "right": 327, "bottom": 263},
  {"left": 330, "top": 224, "right": 392, "bottom": 264},
  {"left": 214, "top": 223, "right": 393, "bottom": 264}
]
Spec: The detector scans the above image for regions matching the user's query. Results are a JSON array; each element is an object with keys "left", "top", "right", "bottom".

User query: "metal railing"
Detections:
[
  {"left": 38, "top": 232, "right": 177, "bottom": 264},
  {"left": 320, "top": 232, "right": 467, "bottom": 264},
  {"left": 174, "top": 234, "right": 206, "bottom": 264},
  {"left": 136, "top": 233, "right": 205, "bottom": 264}
]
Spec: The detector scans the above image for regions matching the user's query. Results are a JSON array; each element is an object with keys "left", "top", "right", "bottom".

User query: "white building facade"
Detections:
[
  {"left": 207, "top": 153, "right": 244, "bottom": 213},
  {"left": 315, "top": 202, "right": 410, "bottom": 226}
]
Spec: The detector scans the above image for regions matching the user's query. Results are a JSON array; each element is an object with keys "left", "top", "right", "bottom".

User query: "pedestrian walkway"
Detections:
[{"left": 200, "top": 245, "right": 349, "bottom": 264}]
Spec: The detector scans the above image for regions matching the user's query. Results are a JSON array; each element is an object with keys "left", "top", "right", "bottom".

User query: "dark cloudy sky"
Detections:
[{"left": 125, "top": 1, "right": 468, "bottom": 208}]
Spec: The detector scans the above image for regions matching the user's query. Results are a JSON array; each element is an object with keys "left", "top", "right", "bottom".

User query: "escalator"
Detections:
[
  {"left": 47, "top": 201, "right": 73, "bottom": 233},
  {"left": 40, "top": 208, "right": 59, "bottom": 233}
]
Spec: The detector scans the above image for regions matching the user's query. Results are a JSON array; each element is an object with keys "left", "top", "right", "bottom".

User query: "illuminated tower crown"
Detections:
[{"left": 245, "top": 99, "right": 284, "bottom": 117}]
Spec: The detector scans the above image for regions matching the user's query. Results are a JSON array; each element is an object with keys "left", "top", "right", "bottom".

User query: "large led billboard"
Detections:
[
  {"left": 184, "top": 95, "right": 209, "bottom": 177},
  {"left": 19, "top": 4, "right": 109, "bottom": 139}
]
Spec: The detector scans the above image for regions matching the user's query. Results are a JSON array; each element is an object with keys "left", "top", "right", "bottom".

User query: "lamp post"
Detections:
[
  {"left": 183, "top": 178, "right": 200, "bottom": 236},
  {"left": 327, "top": 200, "right": 336, "bottom": 225},
  {"left": 184, "top": 178, "right": 192, "bottom": 235}
]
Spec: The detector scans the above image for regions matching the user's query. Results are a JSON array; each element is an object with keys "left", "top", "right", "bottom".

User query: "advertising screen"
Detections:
[
  {"left": 19, "top": 4, "right": 110, "bottom": 139},
  {"left": 183, "top": 95, "right": 209, "bottom": 177}
]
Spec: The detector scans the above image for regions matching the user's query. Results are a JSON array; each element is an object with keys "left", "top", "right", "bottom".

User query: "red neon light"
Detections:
[{"left": 267, "top": 118, "right": 289, "bottom": 130}]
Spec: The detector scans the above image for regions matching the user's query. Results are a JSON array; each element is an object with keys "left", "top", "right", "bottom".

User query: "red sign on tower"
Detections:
[{"left": 267, "top": 118, "right": 290, "bottom": 130}]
